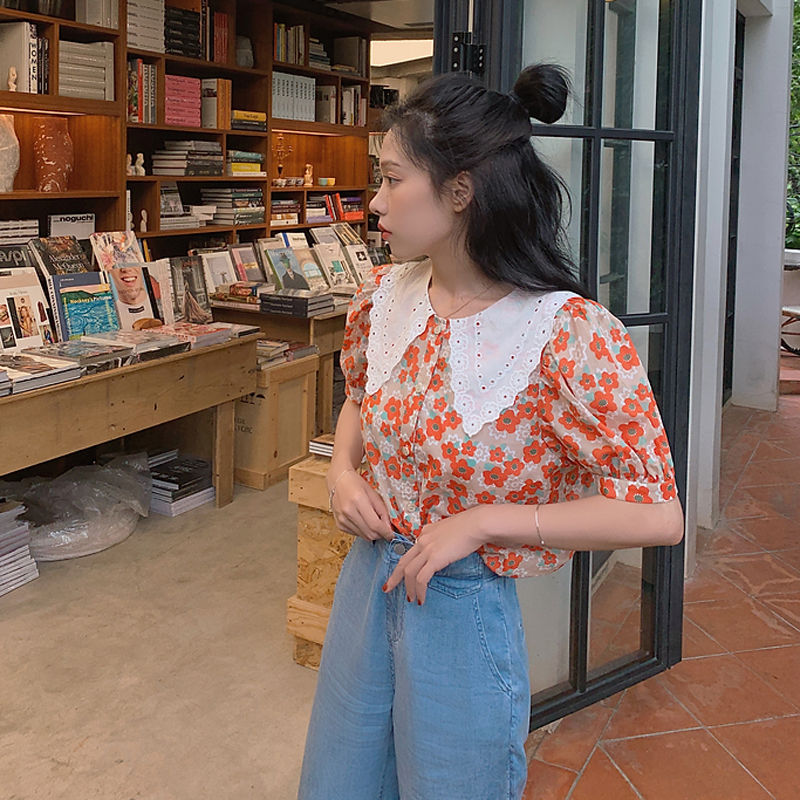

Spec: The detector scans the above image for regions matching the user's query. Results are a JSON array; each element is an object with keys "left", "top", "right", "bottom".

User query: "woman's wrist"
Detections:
[{"left": 327, "top": 466, "right": 356, "bottom": 511}]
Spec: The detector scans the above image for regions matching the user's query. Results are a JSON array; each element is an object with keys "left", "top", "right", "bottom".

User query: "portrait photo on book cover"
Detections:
[{"left": 275, "top": 252, "right": 310, "bottom": 290}]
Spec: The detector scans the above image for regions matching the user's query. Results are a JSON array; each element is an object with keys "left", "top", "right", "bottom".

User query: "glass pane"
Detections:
[
  {"left": 519, "top": 565, "right": 573, "bottom": 694},
  {"left": 522, "top": 0, "right": 589, "bottom": 126},
  {"left": 532, "top": 136, "right": 590, "bottom": 274},
  {"left": 627, "top": 323, "right": 665, "bottom": 405},
  {"left": 597, "top": 139, "right": 668, "bottom": 316},
  {"left": 602, "top": 0, "right": 671, "bottom": 130},
  {"left": 589, "top": 547, "right": 645, "bottom": 675}
]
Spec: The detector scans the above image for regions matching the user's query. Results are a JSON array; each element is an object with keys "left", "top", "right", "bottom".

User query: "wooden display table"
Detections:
[
  {"left": 234, "top": 354, "right": 319, "bottom": 490},
  {"left": 287, "top": 455, "right": 353, "bottom": 669},
  {"left": 212, "top": 306, "right": 346, "bottom": 435},
  {"left": 0, "top": 336, "right": 258, "bottom": 507}
]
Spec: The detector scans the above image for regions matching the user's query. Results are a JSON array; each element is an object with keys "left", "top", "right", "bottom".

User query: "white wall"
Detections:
[{"left": 732, "top": 1, "right": 792, "bottom": 408}]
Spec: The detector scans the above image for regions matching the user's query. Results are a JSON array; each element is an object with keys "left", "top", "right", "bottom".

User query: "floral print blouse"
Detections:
[{"left": 340, "top": 260, "right": 677, "bottom": 579}]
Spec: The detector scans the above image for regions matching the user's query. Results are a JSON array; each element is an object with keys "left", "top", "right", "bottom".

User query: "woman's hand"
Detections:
[
  {"left": 383, "top": 507, "right": 486, "bottom": 605},
  {"left": 330, "top": 469, "right": 393, "bottom": 542}
]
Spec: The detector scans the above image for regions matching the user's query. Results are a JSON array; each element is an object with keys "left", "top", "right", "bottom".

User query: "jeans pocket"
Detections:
[
  {"left": 473, "top": 579, "right": 515, "bottom": 696},
  {"left": 427, "top": 573, "right": 483, "bottom": 599}
]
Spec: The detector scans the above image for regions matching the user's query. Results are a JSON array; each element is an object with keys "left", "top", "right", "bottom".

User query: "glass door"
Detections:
[{"left": 441, "top": 0, "right": 702, "bottom": 727}]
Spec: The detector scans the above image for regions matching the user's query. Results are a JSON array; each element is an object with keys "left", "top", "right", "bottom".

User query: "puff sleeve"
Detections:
[
  {"left": 538, "top": 297, "right": 678, "bottom": 504},
  {"left": 339, "top": 263, "right": 390, "bottom": 404}
]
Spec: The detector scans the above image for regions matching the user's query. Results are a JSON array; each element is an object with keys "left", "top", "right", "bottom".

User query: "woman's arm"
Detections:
[
  {"left": 327, "top": 398, "right": 393, "bottom": 542},
  {"left": 477, "top": 494, "right": 684, "bottom": 552},
  {"left": 384, "top": 496, "right": 683, "bottom": 604}
]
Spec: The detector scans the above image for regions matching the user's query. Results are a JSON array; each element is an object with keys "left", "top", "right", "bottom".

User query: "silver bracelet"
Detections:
[
  {"left": 534, "top": 504, "right": 546, "bottom": 548},
  {"left": 328, "top": 468, "right": 355, "bottom": 512}
]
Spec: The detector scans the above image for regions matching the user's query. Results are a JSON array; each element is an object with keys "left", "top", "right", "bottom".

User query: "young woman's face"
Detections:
[{"left": 369, "top": 130, "right": 459, "bottom": 261}]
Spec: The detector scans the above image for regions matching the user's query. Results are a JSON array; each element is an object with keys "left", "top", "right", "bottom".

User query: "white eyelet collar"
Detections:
[{"left": 365, "top": 259, "right": 577, "bottom": 435}]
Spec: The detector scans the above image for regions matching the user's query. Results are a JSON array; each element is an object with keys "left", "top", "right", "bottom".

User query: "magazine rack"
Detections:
[{"left": 0, "top": 335, "right": 258, "bottom": 507}]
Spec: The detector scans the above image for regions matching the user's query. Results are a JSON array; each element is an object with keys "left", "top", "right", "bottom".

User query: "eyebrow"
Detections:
[{"left": 379, "top": 160, "right": 403, "bottom": 169}]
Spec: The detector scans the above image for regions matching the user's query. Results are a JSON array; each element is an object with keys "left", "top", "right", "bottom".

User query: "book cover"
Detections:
[
  {"left": 107, "top": 266, "right": 157, "bottom": 330},
  {"left": 199, "top": 249, "right": 237, "bottom": 291},
  {"left": 24, "top": 340, "right": 133, "bottom": 368},
  {"left": 261, "top": 243, "right": 309, "bottom": 291},
  {"left": 292, "top": 245, "right": 329, "bottom": 293},
  {"left": 89, "top": 231, "right": 145, "bottom": 270},
  {"left": 312, "top": 242, "right": 356, "bottom": 291},
  {"left": 52, "top": 271, "right": 119, "bottom": 340},
  {"left": 168, "top": 256, "right": 213, "bottom": 324},
  {"left": 0, "top": 267, "right": 53, "bottom": 352},
  {"left": 28, "top": 236, "right": 92, "bottom": 275},
  {"left": 228, "top": 243, "right": 264, "bottom": 283}
]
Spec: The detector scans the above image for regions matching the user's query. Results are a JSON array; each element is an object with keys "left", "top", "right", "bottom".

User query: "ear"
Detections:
[{"left": 448, "top": 171, "right": 474, "bottom": 213}]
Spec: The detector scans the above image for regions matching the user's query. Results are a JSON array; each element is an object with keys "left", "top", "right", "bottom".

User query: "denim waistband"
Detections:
[{"left": 382, "top": 531, "right": 488, "bottom": 581}]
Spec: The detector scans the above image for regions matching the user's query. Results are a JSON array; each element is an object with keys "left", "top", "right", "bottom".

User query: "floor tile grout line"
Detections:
[
  {"left": 705, "top": 711, "right": 800, "bottom": 731},
  {"left": 562, "top": 698, "right": 629, "bottom": 800},
  {"left": 703, "top": 724, "right": 778, "bottom": 799},
  {"left": 595, "top": 742, "right": 647, "bottom": 800},
  {"left": 728, "top": 651, "right": 800, "bottom": 713}
]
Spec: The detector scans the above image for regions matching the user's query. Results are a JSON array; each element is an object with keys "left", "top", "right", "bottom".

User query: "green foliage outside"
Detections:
[{"left": 787, "top": 1, "right": 800, "bottom": 248}]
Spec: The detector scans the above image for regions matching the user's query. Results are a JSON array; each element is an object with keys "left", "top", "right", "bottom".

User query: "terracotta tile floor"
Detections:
[{"left": 523, "top": 385, "right": 800, "bottom": 799}]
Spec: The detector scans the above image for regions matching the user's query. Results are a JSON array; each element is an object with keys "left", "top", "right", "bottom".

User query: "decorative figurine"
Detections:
[
  {"left": 125, "top": 153, "right": 134, "bottom": 176},
  {"left": 303, "top": 162, "right": 313, "bottom": 187},
  {"left": 7, "top": 66, "right": 17, "bottom": 92},
  {"left": 0, "top": 115, "right": 20, "bottom": 192},
  {"left": 139, "top": 209, "right": 148, "bottom": 233},
  {"left": 134, "top": 153, "right": 146, "bottom": 176},
  {"left": 33, "top": 116, "right": 74, "bottom": 192},
  {"left": 127, "top": 209, "right": 134, "bottom": 231}
]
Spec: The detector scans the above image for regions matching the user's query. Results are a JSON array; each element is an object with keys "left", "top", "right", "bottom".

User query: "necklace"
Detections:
[{"left": 430, "top": 280, "right": 496, "bottom": 319}]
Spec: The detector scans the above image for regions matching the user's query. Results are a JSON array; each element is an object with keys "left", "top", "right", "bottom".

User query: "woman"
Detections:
[{"left": 298, "top": 64, "right": 683, "bottom": 800}]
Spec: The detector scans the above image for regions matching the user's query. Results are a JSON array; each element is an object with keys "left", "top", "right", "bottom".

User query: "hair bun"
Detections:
[{"left": 512, "top": 63, "right": 570, "bottom": 124}]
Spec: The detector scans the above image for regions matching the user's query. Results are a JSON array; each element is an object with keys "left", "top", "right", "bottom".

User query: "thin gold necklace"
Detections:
[{"left": 430, "top": 280, "right": 496, "bottom": 319}]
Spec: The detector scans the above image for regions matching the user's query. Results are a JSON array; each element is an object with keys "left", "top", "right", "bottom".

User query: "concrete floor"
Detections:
[{"left": 0, "top": 481, "right": 316, "bottom": 799}]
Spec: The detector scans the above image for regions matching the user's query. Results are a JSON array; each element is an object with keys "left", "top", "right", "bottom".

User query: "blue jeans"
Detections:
[{"left": 298, "top": 533, "right": 530, "bottom": 800}]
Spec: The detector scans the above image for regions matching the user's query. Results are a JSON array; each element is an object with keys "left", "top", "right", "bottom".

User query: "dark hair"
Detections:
[{"left": 382, "top": 64, "right": 589, "bottom": 298}]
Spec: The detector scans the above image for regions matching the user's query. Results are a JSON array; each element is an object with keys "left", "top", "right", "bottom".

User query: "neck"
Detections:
[{"left": 427, "top": 238, "right": 487, "bottom": 296}]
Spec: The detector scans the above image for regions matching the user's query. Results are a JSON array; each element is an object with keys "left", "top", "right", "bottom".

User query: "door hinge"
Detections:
[{"left": 450, "top": 32, "right": 486, "bottom": 76}]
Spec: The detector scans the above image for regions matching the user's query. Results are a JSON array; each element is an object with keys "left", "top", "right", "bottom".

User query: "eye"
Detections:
[{"left": 383, "top": 176, "right": 399, "bottom": 186}]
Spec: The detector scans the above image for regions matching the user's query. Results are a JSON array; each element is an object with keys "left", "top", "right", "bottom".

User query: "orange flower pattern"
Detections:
[{"left": 340, "top": 265, "right": 677, "bottom": 579}]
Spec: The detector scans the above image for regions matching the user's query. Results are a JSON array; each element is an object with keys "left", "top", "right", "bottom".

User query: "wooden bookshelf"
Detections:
[{"left": 0, "top": 0, "right": 374, "bottom": 248}]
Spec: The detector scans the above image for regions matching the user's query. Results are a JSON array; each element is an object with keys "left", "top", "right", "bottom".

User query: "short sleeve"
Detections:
[
  {"left": 538, "top": 297, "right": 677, "bottom": 504},
  {"left": 340, "top": 263, "right": 391, "bottom": 404}
]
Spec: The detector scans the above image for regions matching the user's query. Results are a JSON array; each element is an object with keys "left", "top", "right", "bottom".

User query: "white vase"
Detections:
[{"left": 0, "top": 114, "right": 20, "bottom": 193}]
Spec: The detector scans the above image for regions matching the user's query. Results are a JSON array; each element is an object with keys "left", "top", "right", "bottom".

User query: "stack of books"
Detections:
[
  {"left": 308, "top": 433, "right": 335, "bottom": 458},
  {"left": 0, "top": 219, "right": 38, "bottom": 246},
  {"left": 231, "top": 109, "right": 266, "bottom": 132},
  {"left": 306, "top": 193, "right": 333, "bottom": 224},
  {"left": 158, "top": 321, "right": 232, "bottom": 348},
  {"left": 152, "top": 139, "right": 223, "bottom": 176},
  {"left": 315, "top": 85, "right": 336, "bottom": 124},
  {"left": 333, "top": 36, "right": 367, "bottom": 77},
  {"left": 0, "top": 367, "right": 10, "bottom": 397},
  {"left": 308, "top": 37, "right": 330, "bottom": 70},
  {"left": 164, "top": 3, "right": 201, "bottom": 58},
  {"left": 58, "top": 39, "right": 114, "bottom": 101},
  {"left": 270, "top": 197, "right": 301, "bottom": 227},
  {"left": 341, "top": 85, "right": 365, "bottom": 127},
  {"left": 81, "top": 329, "right": 191, "bottom": 361},
  {"left": 0, "top": 501, "right": 38, "bottom": 599},
  {"left": 127, "top": 58, "right": 157, "bottom": 124},
  {"left": 226, "top": 149, "right": 265, "bottom": 177},
  {"left": 75, "top": 0, "right": 119, "bottom": 29},
  {"left": 150, "top": 454, "right": 215, "bottom": 517},
  {"left": 159, "top": 180, "right": 205, "bottom": 230},
  {"left": 200, "top": 186, "right": 265, "bottom": 226},
  {"left": 200, "top": 77, "right": 231, "bottom": 129},
  {"left": 260, "top": 288, "right": 335, "bottom": 318},
  {"left": 335, "top": 193, "right": 365, "bottom": 221},
  {"left": 256, "top": 338, "right": 289, "bottom": 368},
  {"left": 127, "top": 0, "right": 165, "bottom": 53},
  {"left": 0, "top": 352, "right": 82, "bottom": 393},
  {"left": 24, "top": 340, "right": 134, "bottom": 374},
  {"left": 273, "top": 22, "right": 305, "bottom": 64},
  {"left": 164, "top": 74, "right": 201, "bottom": 128},
  {"left": 147, "top": 448, "right": 179, "bottom": 468}
]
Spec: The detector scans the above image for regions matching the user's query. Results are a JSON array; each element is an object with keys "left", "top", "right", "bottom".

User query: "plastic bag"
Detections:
[{"left": 0, "top": 454, "right": 151, "bottom": 561}]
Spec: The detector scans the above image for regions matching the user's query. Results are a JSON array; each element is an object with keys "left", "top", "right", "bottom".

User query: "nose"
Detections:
[{"left": 369, "top": 182, "right": 387, "bottom": 216}]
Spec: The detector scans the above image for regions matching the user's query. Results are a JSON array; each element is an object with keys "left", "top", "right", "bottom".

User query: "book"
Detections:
[
  {"left": 312, "top": 241, "right": 357, "bottom": 293},
  {"left": 227, "top": 243, "right": 264, "bottom": 282},
  {"left": 28, "top": 236, "right": 92, "bottom": 276},
  {"left": 47, "top": 213, "right": 96, "bottom": 241},
  {"left": 199, "top": 248, "right": 237, "bottom": 291},
  {"left": 157, "top": 321, "right": 231, "bottom": 348},
  {"left": 0, "top": 21, "right": 37, "bottom": 94},
  {"left": 168, "top": 255, "right": 213, "bottom": 324},
  {"left": 278, "top": 233, "right": 330, "bottom": 293},
  {"left": 24, "top": 340, "right": 133, "bottom": 370},
  {"left": 80, "top": 329, "right": 191, "bottom": 361},
  {"left": 107, "top": 266, "right": 158, "bottom": 330},
  {"left": 0, "top": 267, "right": 53, "bottom": 352},
  {"left": 51, "top": 271, "right": 118, "bottom": 340},
  {"left": 0, "top": 352, "right": 81, "bottom": 393},
  {"left": 88, "top": 231, "right": 145, "bottom": 270},
  {"left": 258, "top": 240, "right": 311, "bottom": 291}
]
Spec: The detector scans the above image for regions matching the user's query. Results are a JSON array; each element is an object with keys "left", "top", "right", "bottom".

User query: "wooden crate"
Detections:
[
  {"left": 234, "top": 354, "right": 319, "bottom": 489},
  {"left": 287, "top": 455, "right": 354, "bottom": 669}
]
